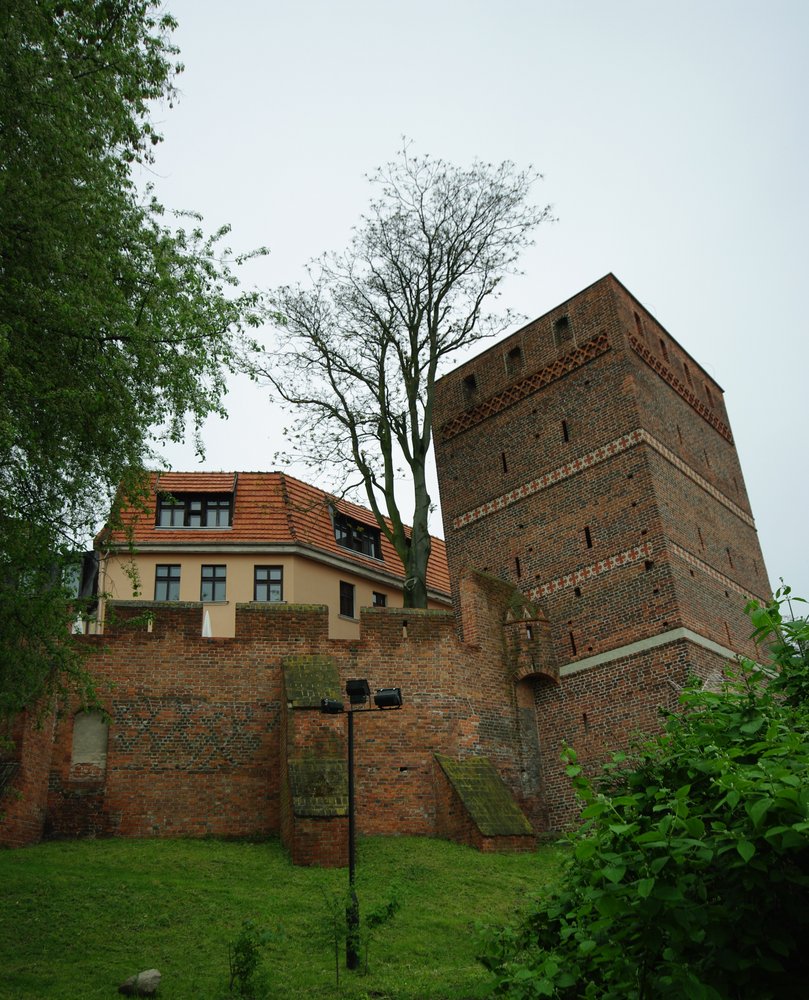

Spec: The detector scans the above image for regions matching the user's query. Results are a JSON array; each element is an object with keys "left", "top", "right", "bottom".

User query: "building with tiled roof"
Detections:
[{"left": 98, "top": 471, "right": 450, "bottom": 638}]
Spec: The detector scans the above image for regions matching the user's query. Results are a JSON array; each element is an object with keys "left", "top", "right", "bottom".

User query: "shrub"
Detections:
[{"left": 480, "top": 588, "right": 809, "bottom": 998}]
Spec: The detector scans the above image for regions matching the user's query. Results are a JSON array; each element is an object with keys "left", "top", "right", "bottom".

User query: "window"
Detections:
[
  {"left": 334, "top": 514, "right": 382, "bottom": 560},
  {"left": 339, "top": 581, "right": 355, "bottom": 618},
  {"left": 156, "top": 493, "right": 232, "bottom": 528},
  {"left": 584, "top": 526, "right": 593, "bottom": 549},
  {"left": 633, "top": 311, "right": 645, "bottom": 341},
  {"left": 553, "top": 315, "right": 572, "bottom": 347},
  {"left": 201, "top": 564, "right": 226, "bottom": 601},
  {"left": 659, "top": 338, "right": 669, "bottom": 363},
  {"left": 254, "top": 566, "right": 283, "bottom": 602},
  {"left": 372, "top": 591, "right": 387, "bottom": 608},
  {"left": 154, "top": 564, "right": 181, "bottom": 601},
  {"left": 462, "top": 373, "right": 477, "bottom": 399}
]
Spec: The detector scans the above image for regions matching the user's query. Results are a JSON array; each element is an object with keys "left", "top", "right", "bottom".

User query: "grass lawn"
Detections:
[{"left": 0, "top": 835, "right": 566, "bottom": 999}]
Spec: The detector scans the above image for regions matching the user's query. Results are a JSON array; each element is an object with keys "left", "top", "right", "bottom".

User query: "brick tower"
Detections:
[{"left": 433, "top": 274, "right": 771, "bottom": 826}]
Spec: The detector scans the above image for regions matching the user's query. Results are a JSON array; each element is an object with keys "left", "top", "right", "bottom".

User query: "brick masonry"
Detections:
[{"left": 1, "top": 274, "right": 771, "bottom": 862}]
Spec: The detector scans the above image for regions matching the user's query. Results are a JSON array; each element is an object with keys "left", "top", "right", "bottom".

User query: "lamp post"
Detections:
[{"left": 321, "top": 679, "right": 403, "bottom": 970}]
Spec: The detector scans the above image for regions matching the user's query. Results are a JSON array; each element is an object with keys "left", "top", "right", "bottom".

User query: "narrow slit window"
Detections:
[
  {"left": 462, "top": 374, "right": 477, "bottom": 399},
  {"left": 584, "top": 526, "right": 593, "bottom": 549},
  {"left": 569, "top": 631, "right": 577, "bottom": 655},
  {"left": 501, "top": 451, "right": 508, "bottom": 473},
  {"left": 633, "top": 311, "right": 645, "bottom": 341},
  {"left": 514, "top": 556, "right": 522, "bottom": 579},
  {"left": 659, "top": 338, "right": 669, "bottom": 362},
  {"left": 562, "top": 419, "right": 569, "bottom": 442},
  {"left": 726, "top": 548, "right": 734, "bottom": 569}
]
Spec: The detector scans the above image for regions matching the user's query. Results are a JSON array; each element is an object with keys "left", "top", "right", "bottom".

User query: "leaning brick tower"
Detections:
[{"left": 433, "top": 274, "right": 771, "bottom": 826}]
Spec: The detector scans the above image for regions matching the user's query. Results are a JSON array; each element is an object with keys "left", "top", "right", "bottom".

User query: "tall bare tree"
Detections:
[{"left": 245, "top": 147, "right": 552, "bottom": 607}]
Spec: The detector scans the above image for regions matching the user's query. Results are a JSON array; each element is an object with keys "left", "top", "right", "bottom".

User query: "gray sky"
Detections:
[{"left": 148, "top": 0, "right": 808, "bottom": 601}]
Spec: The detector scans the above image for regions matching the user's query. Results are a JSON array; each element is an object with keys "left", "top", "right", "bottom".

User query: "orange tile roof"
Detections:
[{"left": 108, "top": 471, "right": 451, "bottom": 596}]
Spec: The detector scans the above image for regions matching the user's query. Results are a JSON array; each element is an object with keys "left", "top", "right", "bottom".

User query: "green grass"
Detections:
[{"left": 0, "top": 836, "right": 566, "bottom": 999}]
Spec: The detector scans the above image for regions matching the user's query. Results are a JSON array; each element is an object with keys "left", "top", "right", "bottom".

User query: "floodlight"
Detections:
[
  {"left": 373, "top": 687, "right": 403, "bottom": 709},
  {"left": 320, "top": 698, "right": 345, "bottom": 715},
  {"left": 346, "top": 678, "right": 371, "bottom": 705}
]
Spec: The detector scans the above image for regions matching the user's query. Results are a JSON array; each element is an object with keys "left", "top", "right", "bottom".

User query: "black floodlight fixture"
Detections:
[
  {"left": 346, "top": 678, "right": 371, "bottom": 705},
  {"left": 373, "top": 687, "right": 403, "bottom": 710},
  {"left": 320, "top": 697, "right": 345, "bottom": 715}
]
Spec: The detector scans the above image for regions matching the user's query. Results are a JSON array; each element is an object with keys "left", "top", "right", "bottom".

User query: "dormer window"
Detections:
[
  {"left": 333, "top": 513, "right": 382, "bottom": 560},
  {"left": 156, "top": 493, "right": 232, "bottom": 528}
]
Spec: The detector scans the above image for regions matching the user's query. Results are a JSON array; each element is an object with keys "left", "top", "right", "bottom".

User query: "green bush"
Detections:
[{"left": 480, "top": 588, "right": 809, "bottom": 998}]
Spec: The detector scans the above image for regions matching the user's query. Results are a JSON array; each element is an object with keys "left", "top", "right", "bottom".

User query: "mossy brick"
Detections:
[
  {"left": 282, "top": 655, "right": 341, "bottom": 708},
  {"left": 435, "top": 754, "right": 533, "bottom": 836},
  {"left": 288, "top": 758, "right": 348, "bottom": 817}
]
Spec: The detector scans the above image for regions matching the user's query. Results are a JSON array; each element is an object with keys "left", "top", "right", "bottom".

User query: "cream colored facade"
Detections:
[{"left": 100, "top": 544, "right": 449, "bottom": 639}]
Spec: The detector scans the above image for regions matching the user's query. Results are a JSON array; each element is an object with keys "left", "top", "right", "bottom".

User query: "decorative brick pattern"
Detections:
[
  {"left": 529, "top": 542, "right": 654, "bottom": 599},
  {"left": 670, "top": 543, "right": 759, "bottom": 603},
  {"left": 439, "top": 331, "right": 610, "bottom": 441},
  {"left": 452, "top": 428, "right": 753, "bottom": 531},
  {"left": 629, "top": 335, "right": 733, "bottom": 443}
]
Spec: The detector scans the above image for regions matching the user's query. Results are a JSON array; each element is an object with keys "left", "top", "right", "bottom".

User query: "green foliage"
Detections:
[
  {"left": 316, "top": 881, "right": 401, "bottom": 984},
  {"left": 318, "top": 886, "right": 347, "bottom": 989},
  {"left": 0, "top": 1, "right": 266, "bottom": 716},
  {"left": 479, "top": 588, "right": 809, "bottom": 998},
  {"left": 227, "top": 918, "right": 281, "bottom": 998},
  {"left": 362, "top": 883, "right": 401, "bottom": 974}
]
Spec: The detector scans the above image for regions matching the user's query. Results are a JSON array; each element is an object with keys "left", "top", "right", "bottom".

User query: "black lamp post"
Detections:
[{"left": 320, "top": 679, "right": 403, "bottom": 970}]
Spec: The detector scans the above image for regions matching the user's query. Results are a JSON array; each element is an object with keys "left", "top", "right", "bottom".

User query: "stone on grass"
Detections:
[{"left": 118, "top": 968, "right": 161, "bottom": 996}]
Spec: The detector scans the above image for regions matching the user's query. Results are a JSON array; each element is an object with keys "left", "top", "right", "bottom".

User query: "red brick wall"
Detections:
[
  {"left": 2, "top": 277, "right": 772, "bottom": 857},
  {"left": 0, "top": 710, "right": 54, "bottom": 847},
  {"left": 433, "top": 274, "right": 769, "bottom": 668}
]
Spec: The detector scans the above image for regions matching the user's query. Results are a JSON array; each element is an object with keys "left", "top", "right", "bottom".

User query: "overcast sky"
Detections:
[{"left": 147, "top": 0, "right": 808, "bottom": 600}]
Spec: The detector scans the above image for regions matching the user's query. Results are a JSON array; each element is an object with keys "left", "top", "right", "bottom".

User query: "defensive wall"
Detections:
[
  {"left": 1, "top": 275, "right": 769, "bottom": 861},
  {"left": 1, "top": 573, "right": 733, "bottom": 859}
]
